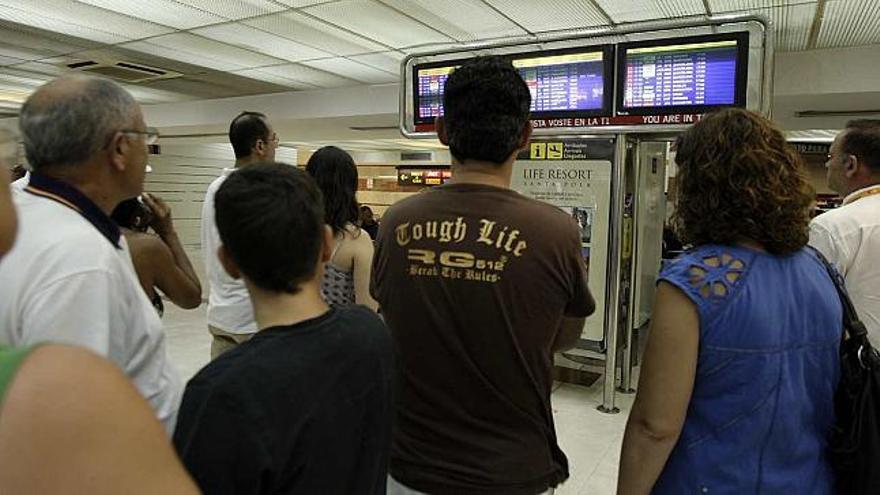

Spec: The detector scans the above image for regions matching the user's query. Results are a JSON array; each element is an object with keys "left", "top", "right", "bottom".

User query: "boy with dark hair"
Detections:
[
  {"left": 175, "top": 163, "right": 393, "bottom": 494},
  {"left": 372, "top": 56, "right": 595, "bottom": 494}
]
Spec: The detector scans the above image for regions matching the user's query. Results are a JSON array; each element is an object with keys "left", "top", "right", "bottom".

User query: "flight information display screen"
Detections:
[
  {"left": 414, "top": 65, "right": 454, "bottom": 123},
  {"left": 413, "top": 47, "right": 611, "bottom": 124},
  {"left": 618, "top": 33, "right": 748, "bottom": 114},
  {"left": 513, "top": 52, "right": 606, "bottom": 113}
]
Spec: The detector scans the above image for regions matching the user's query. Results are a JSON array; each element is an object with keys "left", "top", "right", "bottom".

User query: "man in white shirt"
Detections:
[
  {"left": 810, "top": 119, "right": 880, "bottom": 345},
  {"left": 202, "top": 111, "right": 278, "bottom": 359},
  {"left": 0, "top": 75, "right": 182, "bottom": 432}
]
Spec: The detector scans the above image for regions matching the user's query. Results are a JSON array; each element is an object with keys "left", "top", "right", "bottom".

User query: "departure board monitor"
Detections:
[
  {"left": 413, "top": 46, "right": 613, "bottom": 125},
  {"left": 618, "top": 32, "right": 749, "bottom": 115},
  {"left": 513, "top": 50, "right": 609, "bottom": 115},
  {"left": 413, "top": 65, "right": 454, "bottom": 124}
]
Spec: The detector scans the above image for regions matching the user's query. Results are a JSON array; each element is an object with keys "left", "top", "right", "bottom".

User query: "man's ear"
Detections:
[
  {"left": 218, "top": 245, "right": 241, "bottom": 279},
  {"left": 845, "top": 154, "right": 861, "bottom": 178},
  {"left": 517, "top": 121, "right": 533, "bottom": 151},
  {"left": 320, "top": 225, "right": 333, "bottom": 264},
  {"left": 253, "top": 139, "right": 266, "bottom": 160},
  {"left": 109, "top": 132, "right": 128, "bottom": 172},
  {"left": 436, "top": 116, "right": 449, "bottom": 146}
]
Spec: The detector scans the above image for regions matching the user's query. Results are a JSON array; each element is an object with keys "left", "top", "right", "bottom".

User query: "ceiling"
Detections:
[{"left": 0, "top": 0, "right": 878, "bottom": 118}]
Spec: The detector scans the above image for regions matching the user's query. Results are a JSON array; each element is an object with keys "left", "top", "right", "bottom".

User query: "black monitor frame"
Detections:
[
  {"left": 411, "top": 44, "right": 614, "bottom": 125},
  {"left": 615, "top": 32, "right": 749, "bottom": 116}
]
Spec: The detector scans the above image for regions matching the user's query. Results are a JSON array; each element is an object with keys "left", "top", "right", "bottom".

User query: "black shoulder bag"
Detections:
[{"left": 812, "top": 247, "right": 880, "bottom": 494}]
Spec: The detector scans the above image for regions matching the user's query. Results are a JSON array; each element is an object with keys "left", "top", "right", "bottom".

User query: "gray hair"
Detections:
[{"left": 19, "top": 75, "right": 138, "bottom": 170}]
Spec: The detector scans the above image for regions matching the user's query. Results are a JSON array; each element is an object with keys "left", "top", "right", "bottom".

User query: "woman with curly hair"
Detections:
[
  {"left": 618, "top": 108, "right": 841, "bottom": 494},
  {"left": 306, "top": 146, "right": 378, "bottom": 311}
]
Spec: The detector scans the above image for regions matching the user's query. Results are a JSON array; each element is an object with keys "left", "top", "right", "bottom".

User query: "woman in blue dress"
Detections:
[{"left": 618, "top": 108, "right": 841, "bottom": 494}]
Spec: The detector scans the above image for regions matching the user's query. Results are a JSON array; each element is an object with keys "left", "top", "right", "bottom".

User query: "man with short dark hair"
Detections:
[
  {"left": 372, "top": 56, "right": 595, "bottom": 494},
  {"left": 201, "top": 111, "right": 278, "bottom": 358},
  {"left": 175, "top": 163, "right": 393, "bottom": 494},
  {"left": 0, "top": 75, "right": 181, "bottom": 431},
  {"left": 810, "top": 119, "right": 880, "bottom": 344}
]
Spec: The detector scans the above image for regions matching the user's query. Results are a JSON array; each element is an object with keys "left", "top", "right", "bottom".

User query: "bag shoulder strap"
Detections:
[{"left": 806, "top": 246, "right": 870, "bottom": 345}]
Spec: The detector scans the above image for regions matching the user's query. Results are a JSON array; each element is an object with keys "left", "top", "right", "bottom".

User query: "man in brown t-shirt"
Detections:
[{"left": 372, "top": 56, "right": 595, "bottom": 495}]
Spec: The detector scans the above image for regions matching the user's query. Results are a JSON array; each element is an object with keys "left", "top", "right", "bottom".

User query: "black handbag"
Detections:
[{"left": 811, "top": 247, "right": 880, "bottom": 494}]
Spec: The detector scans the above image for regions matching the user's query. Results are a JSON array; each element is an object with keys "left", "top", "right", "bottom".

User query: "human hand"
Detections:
[{"left": 143, "top": 193, "right": 174, "bottom": 237}]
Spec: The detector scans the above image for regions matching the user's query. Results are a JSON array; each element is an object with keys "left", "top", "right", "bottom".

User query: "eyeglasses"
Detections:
[{"left": 120, "top": 127, "right": 160, "bottom": 145}]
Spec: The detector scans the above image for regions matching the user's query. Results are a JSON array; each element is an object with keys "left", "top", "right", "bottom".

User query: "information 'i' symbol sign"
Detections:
[{"left": 530, "top": 142, "right": 547, "bottom": 160}]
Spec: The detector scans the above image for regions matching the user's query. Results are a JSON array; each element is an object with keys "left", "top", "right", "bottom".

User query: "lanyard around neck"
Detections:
[{"left": 844, "top": 186, "right": 880, "bottom": 206}]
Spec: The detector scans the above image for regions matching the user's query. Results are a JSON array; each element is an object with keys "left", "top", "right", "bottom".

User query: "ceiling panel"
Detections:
[
  {"left": 123, "top": 33, "right": 284, "bottom": 72},
  {"left": 709, "top": 0, "right": 816, "bottom": 10},
  {"left": 0, "top": 72, "right": 50, "bottom": 88},
  {"left": 172, "top": 0, "right": 287, "bottom": 20},
  {"left": 244, "top": 12, "right": 387, "bottom": 56},
  {"left": 0, "top": 23, "right": 99, "bottom": 62},
  {"left": 120, "top": 84, "right": 191, "bottom": 104},
  {"left": 0, "top": 55, "right": 24, "bottom": 66},
  {"left": 596, "top": 0, "right": 705, "bottom": 23},
  {"left": 70, "top": 44, "right": 248, "bottom": 76},
  {"left": 400, "top": 42, "right": 464, "bottom": 55},
  {"left": 232, "top": 68, "right": 317, "bottom": 89},
  {"left": 817, "top": 0, "right": 880, "bottom": 49},
  {"left": 76, "top": 0, "right": 225, "bottom": 30},
  {"left": 142, "top": 72, "right": 290, "bottom": 99},
  {"left": 236, "top": 63, "right": 358, "bottom": 88},
  {"left": 484, "top": 0, "right": 608, "bottom": 33},
  {"left": 193, "top": 24, "right": 332, "bottom": 62},
  {"left": 762, "top": 3, "right": 817, "bottom": 51},
  {"left": 708, "top": 2, "right": 817, "bottom": 51},
  {"left": 0, "top": 6, "right": 126, "bottom": 44},
  {"left": 379, "top": 0, "right": 528, "bottom": 41},
  {"left": 0, "top": 45, "right": 47, "bottom": 63},
  {"left": 348, "top": 51, "right": 405, "bottom": 74},
  {"left": 0, "top": 0, "right": 173, "bottom": 43},
  {"left": 302, "top": 0, "right": 453, "bottom": 48},
  {"left": 301, "top": 58, "right": 397, "bottom": 83},
  {"left": 4, "top": 61, "right": 70, "bottom": 78},
  {"left": 273, "top": 0, "right": 332, "bottom": 6}
]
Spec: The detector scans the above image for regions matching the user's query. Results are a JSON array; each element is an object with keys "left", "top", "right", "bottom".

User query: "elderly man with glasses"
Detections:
[
  {"left": 810, "top": 119, "right": 880, "bottom": 346},
  {"left": 0, "top": 75, "right": 182, "bottom": 433}
]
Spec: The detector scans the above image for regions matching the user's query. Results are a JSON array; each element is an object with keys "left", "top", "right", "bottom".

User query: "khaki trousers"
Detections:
[
  {"left": 208, "top": 325, "right": 254, "bottom": 360},
  {"left": 386, "top": 476, "right": 554, "bottom": 495}
]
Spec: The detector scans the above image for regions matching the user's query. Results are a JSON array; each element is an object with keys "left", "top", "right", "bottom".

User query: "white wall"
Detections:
[
  {"left": 773, "top": 44, "right": 880, "bottom": 130},
  {"left": 142, "top": 84, "right": 399, "bottom": 132}
]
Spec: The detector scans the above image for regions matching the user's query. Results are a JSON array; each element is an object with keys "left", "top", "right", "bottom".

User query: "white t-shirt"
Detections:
[
  {"left": 201, "top": 169, "right": 256, "bottom": 335},
  {"left": 10, "top": 171, "right": 28, "bottom": 191},
  {"left": 809, "top": 185, "right": 880, "bottom": 345},
  {"left": 0, "top": 182, "right": 182, "bottom": 432}
]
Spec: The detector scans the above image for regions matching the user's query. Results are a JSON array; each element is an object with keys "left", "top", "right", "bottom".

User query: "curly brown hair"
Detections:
[{"left": 671, "top": 108, "right": 814, "bottom": 255}]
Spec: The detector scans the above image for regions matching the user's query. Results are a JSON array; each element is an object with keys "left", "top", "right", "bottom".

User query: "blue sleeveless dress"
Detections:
[{"left": 654, "top": 245, "right": 841, "bottom": 494}]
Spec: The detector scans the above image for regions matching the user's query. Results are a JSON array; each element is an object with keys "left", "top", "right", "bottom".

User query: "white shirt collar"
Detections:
[{"left": 843, "top": 184, "right": 880, "bottom": 206}]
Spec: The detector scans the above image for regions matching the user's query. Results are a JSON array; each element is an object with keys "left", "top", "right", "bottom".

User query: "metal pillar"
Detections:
[
  {"left": 619, "top": 141, "right": 639, "bottom": 394},
  {"left": 598, "top": 135, "right": 628, "bottom": 414}
]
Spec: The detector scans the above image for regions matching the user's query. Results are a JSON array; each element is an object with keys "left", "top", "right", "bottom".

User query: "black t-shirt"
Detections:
[
  {"left": 173, "top": 306, "right": 393, "bottom": 495},
  {"left": 371, "top": 183, "right": 593, "bottom": 495}
]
